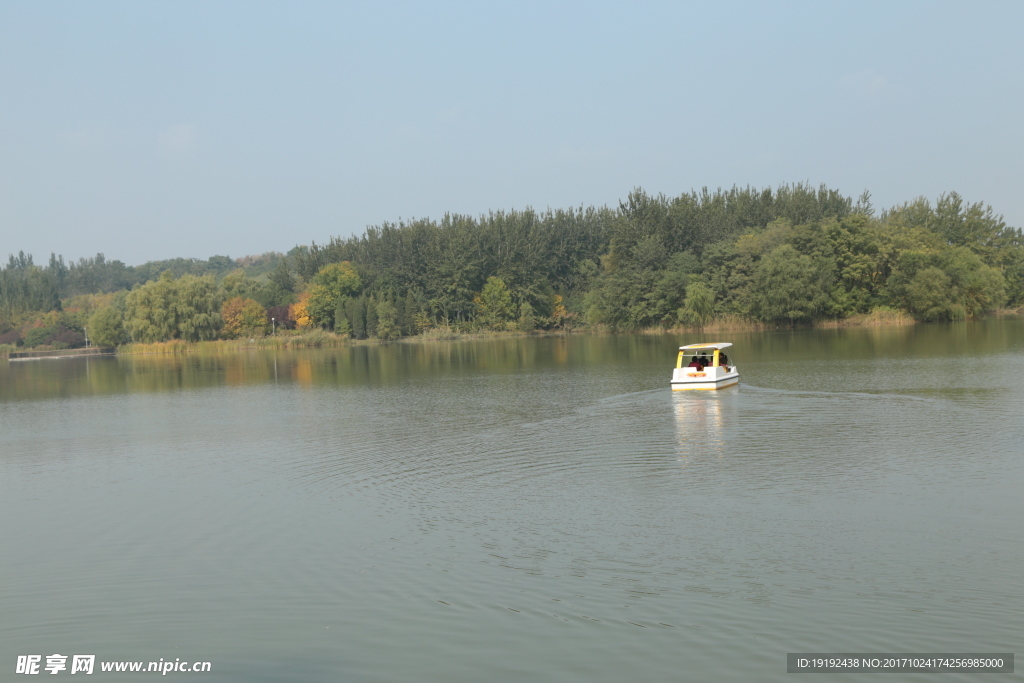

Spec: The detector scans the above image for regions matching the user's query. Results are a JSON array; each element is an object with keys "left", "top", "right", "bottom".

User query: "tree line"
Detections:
[{"left": 2, "top": 184, "right": 1022, "bottom": 350}]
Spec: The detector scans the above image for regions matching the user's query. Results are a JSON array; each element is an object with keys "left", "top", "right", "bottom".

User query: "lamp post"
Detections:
[{"left": 271, "top": 317, "right": 275, "bottom": 335}]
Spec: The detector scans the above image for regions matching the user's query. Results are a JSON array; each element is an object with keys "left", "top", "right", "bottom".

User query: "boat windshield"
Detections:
[{"left": 676, "top": 348, "right": 733, "bottom": 368}]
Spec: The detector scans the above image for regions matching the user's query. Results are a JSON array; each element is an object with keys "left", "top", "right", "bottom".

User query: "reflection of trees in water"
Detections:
[
  {"left": 0, "top": 335, "right": 702, "bottom": 402},
  {"left": 732, "top": 319, "right": 1024, "bottom": 365},
  {"left": 673, "top": 394, "right": 726, "bottom": 462},
  {"left": 4, "top": 321, "right": 1021, "bottom": 403}
]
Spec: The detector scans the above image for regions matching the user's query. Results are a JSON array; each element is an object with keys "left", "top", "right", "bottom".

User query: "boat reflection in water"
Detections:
[{"left": 672, "top": 391, "right": 732, "bottom": 465}]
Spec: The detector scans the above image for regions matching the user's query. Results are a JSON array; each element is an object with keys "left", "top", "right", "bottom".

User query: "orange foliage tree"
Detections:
[
  {"left": 221, "top": 297, "right": 268, "bottom": 338},
  {"left": 289, "top": 291, "right": 312, "bottom": 329}
]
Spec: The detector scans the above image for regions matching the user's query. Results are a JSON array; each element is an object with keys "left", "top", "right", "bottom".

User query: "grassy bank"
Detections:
[
  {"left": 118, "top": 330, "right": 349, "bottom": 355},
  {"left": 640, "top": 315, "right": 773, "bottom": 335},
  {"left": 116, "top": 327, "right": 554, "bottom": 355},
  {"left": 994, "top": 306, "right": 1024, "bottom": 317},
  {"left": 639, "top": 307, "right": 915, "bottom": 336},
  {"left": 815, "top": 307, "right": 915, "bottom": 328},
  {"left": 401, "top": 325, "right": 559, "bottom": 342}
]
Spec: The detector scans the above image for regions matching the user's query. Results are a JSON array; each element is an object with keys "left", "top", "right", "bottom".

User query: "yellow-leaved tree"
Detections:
[
  {"left": 549, "top": 294, "right": 569, "bottom": 329},
  {"left": 307, "top": 262, "right": 362, "bottom": 329},
  {"left": 289, "top": 291, "right": 312, "bottom": 329},
  {"left": 221, "top": 297, "right": 268, "bottom": 338}
]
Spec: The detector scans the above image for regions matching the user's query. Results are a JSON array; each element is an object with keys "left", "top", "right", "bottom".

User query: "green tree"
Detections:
[
  {"left": 0, "top": 253, "right": 62, "bottom": 318},
  {"left": 87, "top": 306, "right": 128, "bottom": 347},
  {"left": 749, "top": 245, "right": 832, "bottom": 324},
  {"left": 961, "top": 265, "right": 1006, "bottom": 316},
  {"left": 220, "top": 270, "right": 261, "bottom": 300},
  {"left": 887, "top": 246, "right": 1007, "bottom": 319},
  {"left": 365, "top": 295, "right": 379, "bottom": 337},
  {"left": 375, "top": 299, "right": 399, "bottom": 339},
  {"left": 821, "top": 215, "right": 882, "bottom": 315},
  {"left": 305, "top": 284, "right": 336, "bottom": 329},
  {"left": 394, "top": 292, "right": 408, "bottom": 335},
  {"left": 313, "top": 262, "right": 362, "bottom": 299},
  {"left": 334, "top": 296, "right": 350, "bottom": 334},
  {"left": 517, "top": 301, "right": 536, "bottom": 332},
  {"left": 904, "top": 267, "right": 956, "bottom": 320},
  {"left": 173, "top": 274, "right": 222, "bottom": 341},
  {"left": 304, "top": 262, "right": 363, "bottom": 329},
  {"left": 266, "top": 258, "right": 296, "bottom": 304},
  {"left": 24, "top": 326, "right": 56, "bottom": 348},
  {"left": 125, "top": 273, "right": 178, "bottom": 342},
  {"left": 125, "top": 272, "right": 221, "bottom": 342},
  {"left": 475, "top": 276, "right": 515, "bottom": 329},
  {"left": 679, "top": 282, "right": 715, "bottom": 328},
  {"left": 931, "top": 192, "right": 1006, "bottom": 258},
  {"left": 648, "top": 251, "right": 700, "bottom": 325},
  {"left": 345, "top": 296, "right": 365, "bottom": 338},
  {"left": 941, "top": 247, "right": 1006, "bottom": 316}
]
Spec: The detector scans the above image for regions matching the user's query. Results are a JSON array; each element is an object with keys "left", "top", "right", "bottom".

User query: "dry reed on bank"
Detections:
[
  {"left": 118, "top": 330, "right": 349, "bottom": 355},
  {"left": 815, "top": 307, "right": 915, "bottom": 328}
]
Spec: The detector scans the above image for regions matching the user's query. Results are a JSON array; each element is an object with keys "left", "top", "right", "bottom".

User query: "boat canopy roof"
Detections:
[{"left": 679, "top": 342, "right": 732, "bottom": 350}]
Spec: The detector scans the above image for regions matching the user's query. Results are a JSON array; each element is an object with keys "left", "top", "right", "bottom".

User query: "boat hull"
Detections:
[{"left": 670, "top": 366, "right": 739, "bottom": 391}]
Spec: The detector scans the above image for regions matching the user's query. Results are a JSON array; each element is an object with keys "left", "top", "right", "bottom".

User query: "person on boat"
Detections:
[
  {"left": 687, "top": 356, "right": 704, "bottom": 370},
  {"left": 697, "top": 352, "right": 710, "bottom": 367},
  {"left": 719, "top": 352, "right": 729, "bottom": 369}
]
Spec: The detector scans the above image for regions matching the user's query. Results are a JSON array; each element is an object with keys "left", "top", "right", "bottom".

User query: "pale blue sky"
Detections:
[{"left": 2, "top": 1, "right": 1022, "bottom": 265}]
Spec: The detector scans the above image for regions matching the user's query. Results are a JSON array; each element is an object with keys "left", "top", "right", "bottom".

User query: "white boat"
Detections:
[{"left": 670, "top": 342, "right": 739, "bottom": 391}]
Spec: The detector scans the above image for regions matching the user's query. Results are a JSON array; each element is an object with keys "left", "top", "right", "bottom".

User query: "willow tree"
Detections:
[
  {"left": 125, "top": 272, "right": 221, "bottom": 342},
  {"left": 679, "top": 282, "right": 715, "bottom": 328},
  {"left": 125, "top": 273, "right": 177, "bottom": 342},
  {"left": 173, "top": 274, "right": 222, "bottom": 341}
]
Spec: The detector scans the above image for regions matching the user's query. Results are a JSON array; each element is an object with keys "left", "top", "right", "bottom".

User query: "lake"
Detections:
[{"left": 2, "top": 320, "right": 1022, "bottom": 681}]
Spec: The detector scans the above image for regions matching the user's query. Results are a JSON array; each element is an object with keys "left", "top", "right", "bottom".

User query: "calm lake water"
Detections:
[{"left": 2, "top": 321, "right": 1022, "bottom": 681}]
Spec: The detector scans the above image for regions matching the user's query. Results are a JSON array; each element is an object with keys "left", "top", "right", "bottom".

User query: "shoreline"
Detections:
[{"left": 4, "top": 310, "right": 1021, "bottom": 360}]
